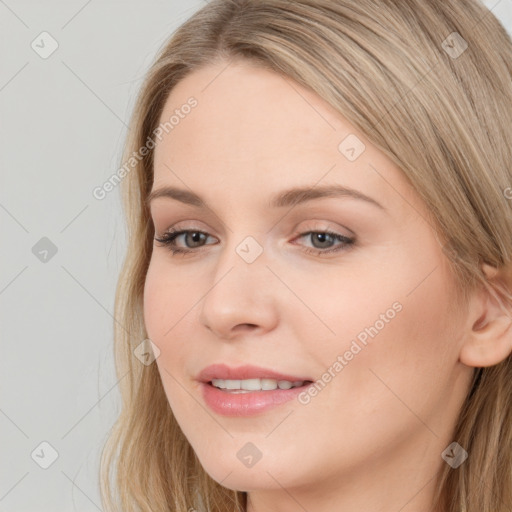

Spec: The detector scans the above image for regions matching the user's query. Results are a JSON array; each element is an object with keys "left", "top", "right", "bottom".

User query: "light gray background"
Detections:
[{"left": 1, "top": 1, "right": 511, "bottom": 511}]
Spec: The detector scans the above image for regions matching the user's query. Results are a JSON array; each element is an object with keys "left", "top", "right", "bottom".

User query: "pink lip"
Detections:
[
  {"left": 197, "top": 363, "right": 312, "bottom": 383},
  {"left": 197, "top": 364, "right": 314, "bottom": 417}
]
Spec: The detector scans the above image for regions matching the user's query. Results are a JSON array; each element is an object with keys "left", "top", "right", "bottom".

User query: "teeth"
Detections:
[
  {"left": 211, "top": 378, "right": 304, "bottom": 391},
  {"left": 241, "top": 378, "right": 261, "bottom": 391},
  {"left": 261, "top": 379, "right": 278, "bottom": 390},
  {"left": 225, "top": 379, "right": 241, "bottom": 390}
]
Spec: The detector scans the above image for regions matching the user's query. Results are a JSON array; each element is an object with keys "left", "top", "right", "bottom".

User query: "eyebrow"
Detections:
[{"left": 146, "top": 184, "right": 386, "bottom": 211}]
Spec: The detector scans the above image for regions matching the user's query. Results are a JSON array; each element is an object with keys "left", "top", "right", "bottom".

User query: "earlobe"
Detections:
[{"left": 459, "top": 263, "right": 512, "bottom": 368}]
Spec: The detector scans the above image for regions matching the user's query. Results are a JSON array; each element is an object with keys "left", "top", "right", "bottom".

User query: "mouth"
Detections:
[
  {"left": 197, "top": 364, "right": 315, "bottom": 416},
  {"left": 197, "top": 363, "right": 314, "bottom": 388},
  {"left": 207, "top": 378, "right": 314, "bottom": 393}
]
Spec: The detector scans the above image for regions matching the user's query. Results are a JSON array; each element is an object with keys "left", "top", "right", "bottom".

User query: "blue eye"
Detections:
[{"left": 154, "top": 229, "right": 355, "bottom": 256}]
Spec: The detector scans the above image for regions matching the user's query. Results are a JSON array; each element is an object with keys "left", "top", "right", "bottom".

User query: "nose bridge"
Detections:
[
  {"left": 198, "top": 233, "right": 278, "bottom": 336},
  {"left": 213, "top": 232, "right": 270, "bottom": 289}
]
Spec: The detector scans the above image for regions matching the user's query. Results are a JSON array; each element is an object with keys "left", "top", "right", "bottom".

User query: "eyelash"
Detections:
[{"left": 154, "top": 228, "right": 355, "bottom": 257}]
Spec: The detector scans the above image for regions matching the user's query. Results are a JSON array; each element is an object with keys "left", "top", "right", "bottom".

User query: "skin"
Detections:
[{"left": 143, "top": 59, "right": 512, "bottom": 512}]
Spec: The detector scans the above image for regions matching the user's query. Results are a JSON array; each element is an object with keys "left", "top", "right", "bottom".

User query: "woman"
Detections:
[{"left": 100, "top": 1, "right": 512, "bottom": 511}]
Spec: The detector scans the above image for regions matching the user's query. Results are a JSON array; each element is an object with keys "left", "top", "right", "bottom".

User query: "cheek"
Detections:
[
  {"left": 142, "top": 258, "right": 185, "bottom": 359},
  {"left": 143, "top": 258, "right": 201, "bottom": 377},
  {"left": 306, "top": 251, "right": 461, "bottom": 411},
  {"left": 143, "top": 261, "right": 191, "bottom": 411},
  {"left": 335, "top": 273, "right": 459, "bottom": 417}
]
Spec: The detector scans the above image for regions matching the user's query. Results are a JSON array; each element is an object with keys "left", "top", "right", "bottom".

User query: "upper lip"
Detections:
[{"left": 197, "top": 364, "right": 313, "bottom": 383}]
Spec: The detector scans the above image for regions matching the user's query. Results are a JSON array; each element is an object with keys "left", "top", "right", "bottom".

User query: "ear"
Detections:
[{"left": 459, "top": 263, "right": 512, "bottom": 368}]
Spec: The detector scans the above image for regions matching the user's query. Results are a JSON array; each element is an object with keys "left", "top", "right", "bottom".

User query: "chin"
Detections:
[
  {"left": 202, "top": 464, "right": 282, "bottom": 492},
  {"left": 194, "top": 445, "right": 307, "bottom": 493}
]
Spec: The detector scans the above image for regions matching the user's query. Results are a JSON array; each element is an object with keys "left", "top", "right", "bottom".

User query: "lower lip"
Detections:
[{"left": 201, "top": 382, "right": 311, "bottom": 417}]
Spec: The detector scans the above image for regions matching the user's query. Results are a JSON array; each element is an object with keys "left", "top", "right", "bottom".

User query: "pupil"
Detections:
[
  {"left": 188, "top": 232, "right": 204, "bottom": 247},
  {"left": 313, "top": 233, "right": 332, "bottom": 248}
]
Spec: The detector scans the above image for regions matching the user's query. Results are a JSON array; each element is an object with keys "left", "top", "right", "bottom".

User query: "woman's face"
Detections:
[{"left": 144, "top": 60, "right": 474, "bottom": 508}]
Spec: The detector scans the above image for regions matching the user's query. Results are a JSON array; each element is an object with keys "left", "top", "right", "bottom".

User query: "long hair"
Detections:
[{"left": 99, "top": 1, "right": 512, "bottom": 510}]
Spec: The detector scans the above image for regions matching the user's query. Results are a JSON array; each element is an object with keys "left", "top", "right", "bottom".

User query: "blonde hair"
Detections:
[{"left": 100, "top": 1, "right": 512, "bottom": 511}]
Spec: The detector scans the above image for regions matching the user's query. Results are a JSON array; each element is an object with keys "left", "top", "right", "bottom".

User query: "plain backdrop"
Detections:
[{"left": 1, "top": 1, "right": 511, "bottom": 511}]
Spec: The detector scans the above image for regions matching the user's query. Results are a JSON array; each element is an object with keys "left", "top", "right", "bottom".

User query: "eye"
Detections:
[
  {"left": 154, "top": 228, "right": 216, "bottom": 255},
  {"left": 154, "top": 228, "right": 355, "bottom": 256},
  {"left": 293, "top": 230, "right": 355, "bottom": 255}
]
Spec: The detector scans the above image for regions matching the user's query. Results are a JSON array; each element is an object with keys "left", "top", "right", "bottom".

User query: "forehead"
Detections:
[
  {"left": 157, "top": 60, "right": 357, "bottom": 163},
  {"left": 152, "top": 60, "right": 426, "bottom": 221}
]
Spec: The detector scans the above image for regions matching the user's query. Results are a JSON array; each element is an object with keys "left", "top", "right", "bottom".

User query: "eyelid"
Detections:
[
  {"left": 154, "top": 220, "right": 351, "bottom": 240},
  {"left": 153, "top": 218, "right": 214, "bottom": 235}
]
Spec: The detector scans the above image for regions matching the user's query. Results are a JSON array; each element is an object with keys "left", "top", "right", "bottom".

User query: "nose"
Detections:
[{"left": 198, "top": 242, "right": 279, "bottom": 340}]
